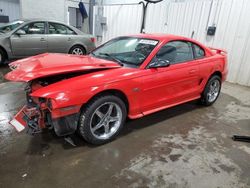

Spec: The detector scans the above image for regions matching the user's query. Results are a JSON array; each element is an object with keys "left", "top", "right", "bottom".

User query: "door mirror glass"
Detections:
[
  {"left": 15, "top": 29, "right": 26, "bottom": 35},
  {"left": 149, "top": 58, "right": 170, "bottom": 68}
]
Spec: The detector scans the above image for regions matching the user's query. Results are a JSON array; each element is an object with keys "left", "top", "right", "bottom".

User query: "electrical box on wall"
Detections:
[
  {"left": 0, "top": 15, "right": 9, "bottom": 23},
  {"left": 207, "top": 26, "right": 216, "bottom": 36}
]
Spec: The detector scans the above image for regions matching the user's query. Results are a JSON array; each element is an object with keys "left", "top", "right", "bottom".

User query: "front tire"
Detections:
[
  {"left": 200, "top": 75, "right": 221, "bottom": 106},
  {"left": 0, "top": 48, "right": 6, "bottom": 65},
  {"left": 78, "top": 95, "right": 127, "bottom": 145}
]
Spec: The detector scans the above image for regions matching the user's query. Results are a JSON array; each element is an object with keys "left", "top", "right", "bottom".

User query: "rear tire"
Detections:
[
  {"left": 0, "top": 48, "right": 6, "bottom": 65},
  {"left": 78, "top": 95, "right": 127, "bottom": 145},
  {"left": 200, "top": 75, "right": 221, "bottom": 106},
  {"left": 69, "top": 45, "right": 86, "bottom": 55}
]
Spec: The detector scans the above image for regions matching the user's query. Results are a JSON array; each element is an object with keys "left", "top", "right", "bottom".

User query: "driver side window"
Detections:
[
  {"left": 19, "top": 22, "right": 45, "bottom": 35},
  {"left": 155, "top": 41, "right": 194, "bottom": 65}
]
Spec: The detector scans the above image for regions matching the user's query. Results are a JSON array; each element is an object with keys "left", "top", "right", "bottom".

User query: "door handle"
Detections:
[
  {"left": 189, "top": 69, "right": 197, "bottom": 74},
  {"left": 68, "top": 37, "right": 71, "bottom": 41},
  {"left": 40, "top": 37, "right": 46, "bottom": 42}
]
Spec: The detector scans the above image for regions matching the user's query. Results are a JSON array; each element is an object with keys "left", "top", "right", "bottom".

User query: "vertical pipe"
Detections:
[
  {"left": 89, "top": 0, "right": 96, "bottom": 34},
  {"left": 206, "top": 0, "right": 214, "bottom": 30}
]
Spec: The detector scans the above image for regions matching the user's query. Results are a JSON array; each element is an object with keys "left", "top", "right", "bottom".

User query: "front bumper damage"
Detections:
[
  {"left": 9, "top": 81, "right": 81, "bottom": 137},
  {"left": 10, "top": 105, "right": 42, "bottom": 135},
  {"left": 10, "top": 105, "right": 80, "bottom": 136}
]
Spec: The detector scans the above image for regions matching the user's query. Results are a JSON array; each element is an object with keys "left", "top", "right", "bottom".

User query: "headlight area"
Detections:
[
  {"left": 20, "top": 96, "right": 48, "bottom": 135},
  {"left": 25, "top": 95, "right": 82, "bottom": 136},
  {"left": 23, "top": 81, "right": 82, "bottom": 136}
]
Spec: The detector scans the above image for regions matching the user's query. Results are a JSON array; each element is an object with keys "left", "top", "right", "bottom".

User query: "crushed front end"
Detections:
[{"left": 10, "top": 81, "right": 80, "bottom": 136}]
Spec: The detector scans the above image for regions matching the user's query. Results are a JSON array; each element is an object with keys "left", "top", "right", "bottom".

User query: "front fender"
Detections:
[
  {"left": 31, "top": 85, "right": 103, "bottom": 109},
  {"left": 31, "top": 80, "right": 142, "bottom": 119}
]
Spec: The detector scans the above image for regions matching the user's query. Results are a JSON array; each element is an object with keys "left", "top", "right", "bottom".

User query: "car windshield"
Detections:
[
  {"left": 91, "top": 37, "right": 158, "bottom": 67},
  {"left": 0, "top": 21, "right": 24, "bottom": 34}
]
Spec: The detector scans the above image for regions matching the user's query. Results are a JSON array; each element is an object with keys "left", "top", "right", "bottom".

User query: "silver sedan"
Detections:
[{"left": 0, "top": 19, "right": 96, "bottom": 64}]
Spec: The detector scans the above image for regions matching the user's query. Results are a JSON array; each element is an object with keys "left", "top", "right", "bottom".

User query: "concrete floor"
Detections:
[{"left": 0, "top": 64, "right": 250, "bottom": 188}]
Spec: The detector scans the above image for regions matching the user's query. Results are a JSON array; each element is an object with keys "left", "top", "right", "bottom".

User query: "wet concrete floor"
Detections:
[{"left": 0, "top": 64, "right": 250, "bottom": 188}]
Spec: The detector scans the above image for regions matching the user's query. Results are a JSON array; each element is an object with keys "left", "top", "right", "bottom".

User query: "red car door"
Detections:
[{"left": 140, "top": 40, "right": 202, "bottom": 115}]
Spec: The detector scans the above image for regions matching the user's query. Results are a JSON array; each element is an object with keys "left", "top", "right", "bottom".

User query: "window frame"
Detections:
[
  {"left": 149, "top": 40, "right": 196, "bottom": 68},
  {"left": 17, "top": 21, "right": 46, "bottom": 35},
  {"left": 191, "top": 43, "right": 206, "bottom": 60},
  {"left": 47, "top": 22, "right": 77, "bottom": 35}
]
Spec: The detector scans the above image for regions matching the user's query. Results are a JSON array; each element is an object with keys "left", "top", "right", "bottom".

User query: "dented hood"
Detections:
[{"left": 5, "top": 53, "right": 121, "bottom": 82}]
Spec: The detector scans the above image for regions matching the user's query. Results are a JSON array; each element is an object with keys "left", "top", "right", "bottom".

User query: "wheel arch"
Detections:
[
  {"left": 81, "top": 89, "right": 130, "bottom": 113},
  {"left": 0, "top": 45, "right": 8, "bottom": 60},
  {"left": 210, "top": 71, "right": 222, "bottom": 80}
]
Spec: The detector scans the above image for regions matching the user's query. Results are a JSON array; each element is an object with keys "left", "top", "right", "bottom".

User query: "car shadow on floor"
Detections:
[{"left": 25, "top": 99, "right": 205, "bottom": 154}]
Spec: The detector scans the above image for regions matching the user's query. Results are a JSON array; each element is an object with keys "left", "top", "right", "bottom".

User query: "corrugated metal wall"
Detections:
[
  {"left": 0, "top": 0, "right": 20, "bottom": 22},
  {"left": 94, "top": 0, "right": 250, "bottom": 86},
  {"left": 98, "top": 4, "right": 142, "bottom": 43}
]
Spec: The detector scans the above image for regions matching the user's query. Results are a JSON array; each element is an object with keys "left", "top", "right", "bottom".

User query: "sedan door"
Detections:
[
  {"left": 140, "top": 40, "right": 202, "bottom": 114},
  {"left": 47, "top": 22, "right": 76, "bottom": 53},
  {"left": 10, "top": 22, "right": 47, "bottom": 57}
]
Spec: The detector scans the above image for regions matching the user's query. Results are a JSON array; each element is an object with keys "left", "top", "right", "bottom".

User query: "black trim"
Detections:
[
  {"left": 52, "top": 113, "right": 80, "bottom": 136},
  {"left": 192, "top": 43, "right": 205, "bottom": 60}
]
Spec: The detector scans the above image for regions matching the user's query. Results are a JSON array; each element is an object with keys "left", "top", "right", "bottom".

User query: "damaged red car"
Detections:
[{"left": 5, "top": 34, "right": 228, "bottom": 145}]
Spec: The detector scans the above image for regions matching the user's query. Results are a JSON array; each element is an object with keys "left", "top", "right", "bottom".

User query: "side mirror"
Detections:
[
  {"left": 148, "top": 59, "right": 170, "bottom": 68},
  {"left": 15, "top": 29, "right": 26, "bottom": 36}
]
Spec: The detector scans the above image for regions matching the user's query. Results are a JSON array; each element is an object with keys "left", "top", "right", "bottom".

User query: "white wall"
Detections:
[
  {"left": 103, "top": 0, "right": 140, "bottom": 4},
  {"left": 0, "top": 0, "right": 20, "bottom": 22},
  {"left": 20, "top": 0, "right": 65, "bottom": 22},
  {"left": 95, "top": 4, "right": 142, "bottom": 43},
  {"left": 94, "top": 0, "right": 250, "bottom": 86},
  {"left": 20, "top": 0, "right": 89, "bottom": 24}
]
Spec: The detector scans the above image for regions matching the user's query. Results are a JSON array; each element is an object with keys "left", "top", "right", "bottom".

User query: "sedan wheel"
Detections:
[
  {"left": 0, "top": 49, "right": 6, "bottom": 64},
  {"left": 69, "top": 46, "right": 86, "bottom": 55},
  {"left": 78, "top": 95, "right": 127, "bottom": 145}
]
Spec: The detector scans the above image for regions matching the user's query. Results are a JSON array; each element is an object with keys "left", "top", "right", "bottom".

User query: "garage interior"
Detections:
[{"left": 0, "top": 0, "right": 250, "bottom": 187}]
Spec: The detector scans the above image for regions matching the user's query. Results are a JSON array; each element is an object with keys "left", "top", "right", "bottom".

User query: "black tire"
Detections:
[
  {"left": 69, "top": 45, "right": 86, "bottom": 55},
  {"left": 0, "top": 48, "right": 7, "bottom": 65},
  {"left": 200, "top": 75, "right": 221, "bottom": 106},
  {"left": 78, "top": 95, "right": 127, "bottom": 145}
]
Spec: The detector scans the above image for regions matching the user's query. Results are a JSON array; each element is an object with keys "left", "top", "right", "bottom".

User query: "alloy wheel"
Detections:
[
  {"left": 72, "top": 47, "right": 84, "bottom": 55},
  {"left": 207, "top": 79, "right": 220, "bottom": 102},
  {"left": 90, "top": 102, "right": 122, "bottom": 140}
]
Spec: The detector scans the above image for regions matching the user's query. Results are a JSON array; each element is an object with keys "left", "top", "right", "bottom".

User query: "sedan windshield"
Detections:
[
  {"left": 91, "top": 37, "right": 158, "bottom": 67},
  {"left": 0, "top": 21, "right": 24, "bottom": 34}
]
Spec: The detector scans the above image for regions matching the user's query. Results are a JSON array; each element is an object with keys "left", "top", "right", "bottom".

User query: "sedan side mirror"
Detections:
[
  {"left": 148, "top": 59, "right": 171, "bottom": 68},
  {"left": 15, "top": 29, "right": 26, "bottom": 36}
]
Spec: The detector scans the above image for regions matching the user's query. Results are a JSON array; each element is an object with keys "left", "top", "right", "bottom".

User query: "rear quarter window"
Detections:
[{"left": 193, "top": 44, "right": 205, "bottom": 59}]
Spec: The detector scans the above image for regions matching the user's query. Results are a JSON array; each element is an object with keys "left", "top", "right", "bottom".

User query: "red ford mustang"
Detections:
[{"left": 5, "top": 34, "right": 228, "bottom": 145}]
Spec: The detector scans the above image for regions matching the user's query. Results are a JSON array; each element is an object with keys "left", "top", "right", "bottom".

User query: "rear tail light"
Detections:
[{"left": 90, "top": 37, "right": 96, "bottom": 43}]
